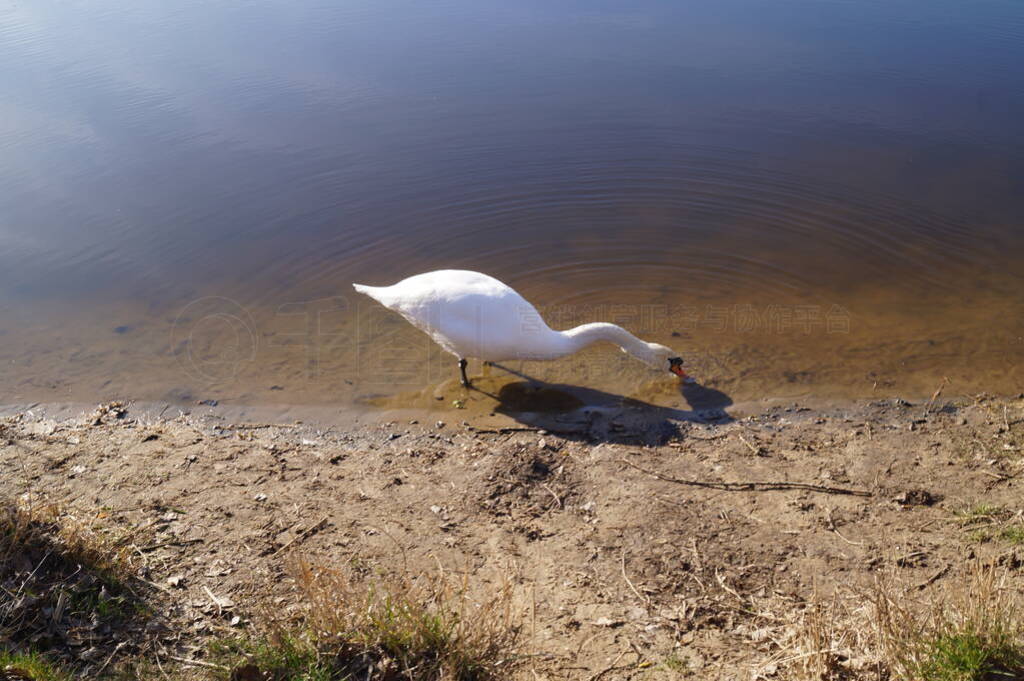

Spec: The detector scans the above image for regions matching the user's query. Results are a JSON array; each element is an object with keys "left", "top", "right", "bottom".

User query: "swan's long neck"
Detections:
[{"left": 556, "top": 322, "right": 659, "bottom": 365}]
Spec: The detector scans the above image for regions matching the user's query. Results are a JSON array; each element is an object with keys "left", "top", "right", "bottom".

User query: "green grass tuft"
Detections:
[
  {"left": 875, "top": 563, "right": 1024, "bottom": 681},
  {"left": 998, "top": 526, "right": 1024, "bottom": 545},
  {"left": 660, "top": 654, "right": 689, "bottom": 673},
  {"left": 915, "top": 629, "right": 1024, "bottom": 681},
  {"left": 210, "top": 634, "right": 335, "bottom": 681},
  {"left": 0, "top": 650, "right": 73, "bottom": 681},
  {"left": 953, "top": 503, "right": 1006, "bottom": 525}
]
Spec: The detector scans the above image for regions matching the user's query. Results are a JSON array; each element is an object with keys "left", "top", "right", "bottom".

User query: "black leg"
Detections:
[{"left": 458, "top": 358, "right": 470, "bottom": 387}]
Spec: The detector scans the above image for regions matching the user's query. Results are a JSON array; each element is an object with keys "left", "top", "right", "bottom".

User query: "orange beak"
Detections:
[{"left": 670, "top": 364, "right": 688, "bottom": 379}]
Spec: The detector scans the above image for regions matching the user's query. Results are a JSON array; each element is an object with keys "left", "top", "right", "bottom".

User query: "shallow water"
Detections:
[{"left": 2, "top": 0, "right": 1023, "bottom": 410}]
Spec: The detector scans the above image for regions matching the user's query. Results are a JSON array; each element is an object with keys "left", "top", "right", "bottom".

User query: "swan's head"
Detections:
[{"left": 646, "top": 343, "right": 689, "bottom": 379}]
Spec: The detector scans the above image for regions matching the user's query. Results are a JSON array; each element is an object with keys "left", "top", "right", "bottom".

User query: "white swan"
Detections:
[{"left": 353, "top": 269, "right": 688, "bottom": 387}]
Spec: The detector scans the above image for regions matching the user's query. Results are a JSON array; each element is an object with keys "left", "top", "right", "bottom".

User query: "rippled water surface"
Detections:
[{"left": 2, "top": 0, "right": 1023, "bottom": 409}]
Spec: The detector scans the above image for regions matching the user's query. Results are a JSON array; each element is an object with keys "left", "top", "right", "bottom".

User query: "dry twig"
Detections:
[
  {"left": 586, "top": 650, "right": 629, "bottom": 681},
  {"left": 271, "top": 515, "right": 329, "bottom": 556},
  {"left": 166, "top": 655, "right": 229, "bottom": 670},
  {"left": 925, "top": 376, "right": 949, "bottom": 414},
  {"left": 618, "top": 459, "right": 872, "bottom": 497},
  {"left": 221, "top": 423, "right": 301, "bottom": 431},
  {"left": 620, "top": 553, "right": 648, "bottom": 605},
  {"left": 916, "top": 563, "right": 951, "bottom": 590},
  {"left": 137, "top": 538, "right": 203, "bottom": 553},
  {"left": 738, "top": 434, "right": 762, "bottom": 455}
]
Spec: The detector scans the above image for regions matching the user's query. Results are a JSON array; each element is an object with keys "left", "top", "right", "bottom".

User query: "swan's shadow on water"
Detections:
[{"left": 472, "top": 363, "right": 734, "bottom": 445}]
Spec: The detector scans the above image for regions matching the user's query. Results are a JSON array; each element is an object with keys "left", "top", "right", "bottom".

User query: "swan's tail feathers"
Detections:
[{"left": 353, "top": 283, "right": 391, "bottom": 306}]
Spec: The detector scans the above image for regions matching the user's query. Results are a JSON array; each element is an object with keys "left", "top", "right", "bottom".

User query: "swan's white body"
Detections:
[{"left": 353, "top": 270, "right": 680, "bottom": 372}]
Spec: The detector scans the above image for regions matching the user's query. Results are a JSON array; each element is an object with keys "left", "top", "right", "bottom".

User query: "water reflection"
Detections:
[{"left": 0, "top": 0, "right": 1022, "bottom": 406}]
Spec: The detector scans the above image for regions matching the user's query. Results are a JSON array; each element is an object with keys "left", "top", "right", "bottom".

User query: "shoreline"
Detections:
[{"left": 3, "top": 373, "right": 1003, "bottom": 438}]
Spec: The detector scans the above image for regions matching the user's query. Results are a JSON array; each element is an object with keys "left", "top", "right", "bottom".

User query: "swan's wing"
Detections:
[{"left": 353, "top": 270, "right": 557, "bottom": 360}]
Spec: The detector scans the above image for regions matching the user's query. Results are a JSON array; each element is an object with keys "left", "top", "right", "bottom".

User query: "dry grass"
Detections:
[
  {"left": 778, "top": 593, "right": 877, "bottom": 681},
  {"left": 724, "top": 562, "right": 1024, "bottom": 681},
  {"left": 0, "top": 498, "right": 150, "bottom": 679},
  {"left": 873, "top": 563, "right": 1024, "bottom": 681},
  {"left": 212, "top": 558, "right": 523, "bottom": 681},
  {"left": 0, "top": 500, "right": 137, "bottom": 576}
]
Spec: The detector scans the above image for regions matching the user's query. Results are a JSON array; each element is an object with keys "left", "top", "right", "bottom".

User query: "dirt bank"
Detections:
[{"left": 2, "top": 393, "right": 1023, "bottom": 679}]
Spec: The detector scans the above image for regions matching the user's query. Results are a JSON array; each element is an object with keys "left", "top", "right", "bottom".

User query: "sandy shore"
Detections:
[{"left": 2, "top": 393, "right": 1023, "bottom": 679}]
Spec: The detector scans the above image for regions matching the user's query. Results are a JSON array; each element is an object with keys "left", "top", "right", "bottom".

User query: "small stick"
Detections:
[
  {"left": 824, "top": 507, "right": 863, "bottom": 546},
  {"left": 154, "top": 654, "right": 172, "bottom": 681},
  {"left": 166, "top": 656, "right": 229, "bottom": 670},
  {"left": 831, "top": 526, "right": 864, "bottom": 547},
  {"left": 621, "top": 553, "right": 648, "bottom": 605},
  {"left": 925, "top": 376, "right": 950, "bottom": 414},
  {"left": 95, "top": 641, "right": 127, "bottom": 677},
  {"left": 687, "top": 431, "right": 731, "bottom": 442},
  {"left": 737, "top": 434, "right": 761, "bottom": 456},
  {"left": 715, "top": 570, "right": 743, "bottom": 602},
  {"left": 137, "top": 538, "right": 203, "bottom": 553},
  {"left": 271, "top": 515, "right": 329, "bottom": 556},
  {"left": 618, "top": 459, "right": 872, "bottom": 497},
  {"left": 541, "top": 484, "right": 562, "bottom": 510},
  {"left": 916, "top": 563, "right": 951, "bottom": 590},
  {"left": 689, "top": 538, "right": 703, "bottom": 572},
  {"left": 203, "top": 585, "right": 224, "bottom": 616},
  {"left": 138, "top": 577, "right": 172, "bottom": 594},
  {"left": 222, "top": 423, "right": 301, "bottom": 430},
  {"left": 586, "top": 650, "right": 629, "bottom": 681}
]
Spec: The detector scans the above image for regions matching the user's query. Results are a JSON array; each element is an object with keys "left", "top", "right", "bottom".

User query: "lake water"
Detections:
[{"left": 2, "top": 0, "right": 1023, "bottom": 410}]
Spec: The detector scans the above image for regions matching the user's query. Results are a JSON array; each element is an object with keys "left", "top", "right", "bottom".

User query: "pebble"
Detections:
[{"left": 594, "top": 617, "right": 622, "bottom": 627}]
